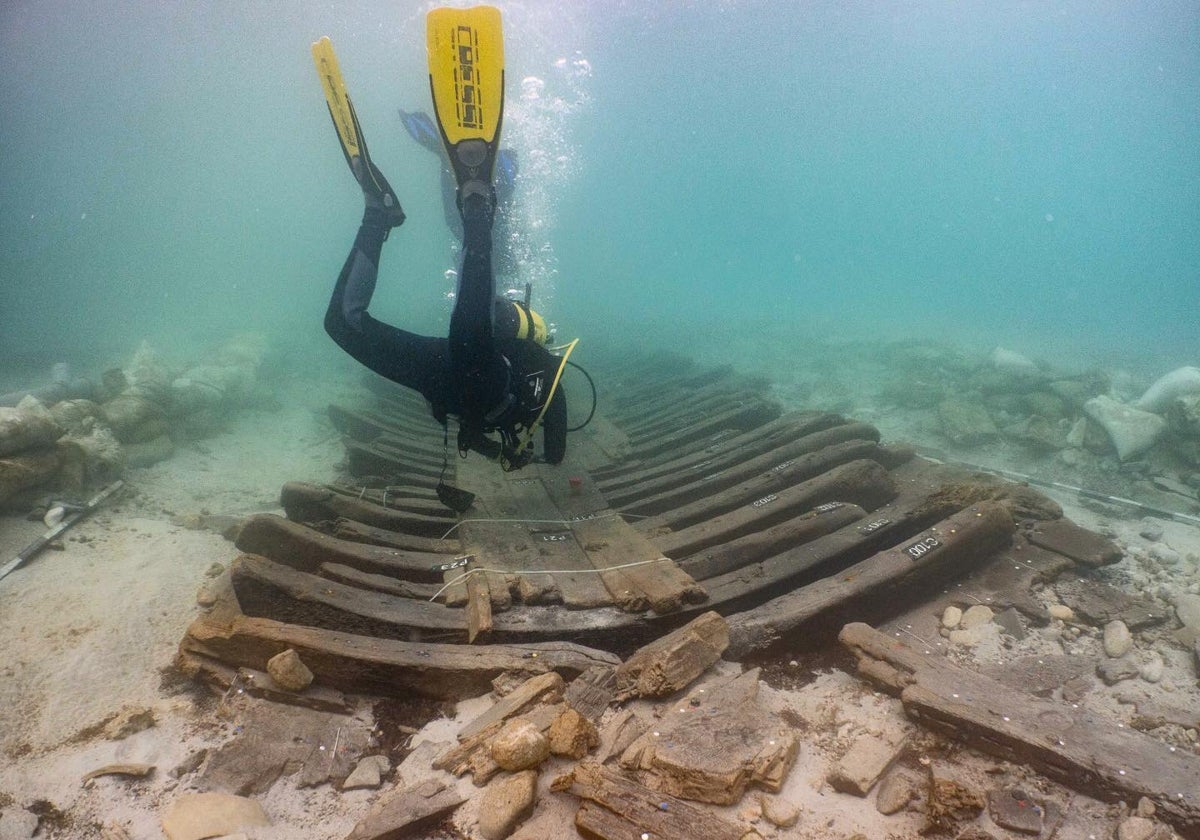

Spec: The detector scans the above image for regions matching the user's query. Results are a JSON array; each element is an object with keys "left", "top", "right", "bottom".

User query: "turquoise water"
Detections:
[{"left": 1, "top": 1, "right": 1196, "bottom": 378}]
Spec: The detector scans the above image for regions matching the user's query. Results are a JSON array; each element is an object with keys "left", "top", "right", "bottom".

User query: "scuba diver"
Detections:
[{"left": 312, "top": 15, "right": 574, "bottom": 499}]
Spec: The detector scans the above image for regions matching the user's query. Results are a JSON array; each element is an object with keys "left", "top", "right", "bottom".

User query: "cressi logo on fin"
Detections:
[
  {"left": 311, "top": 36, "right": 361, "bottom": 161},
  {"left": 427, "top": 6, "right": 505, "bottom": 148}
]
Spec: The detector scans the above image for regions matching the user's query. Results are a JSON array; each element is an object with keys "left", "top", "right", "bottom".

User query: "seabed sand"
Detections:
[{"left": 1, "top": 345, "right": 1198, "bottom": 840}]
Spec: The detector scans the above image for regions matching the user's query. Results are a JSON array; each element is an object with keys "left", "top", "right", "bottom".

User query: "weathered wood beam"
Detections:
[
  {"left": 281, "top": 482, "right": 454, "bottom": 536},
  {"left": 725, "top": 502, "right": 1015, "bottom": 657},
  {"left": 645, "top": 458, "right": 896, "bottom": 558},
  {"left": 839, "top": 622, "right": 1200, "bottom": 836}
]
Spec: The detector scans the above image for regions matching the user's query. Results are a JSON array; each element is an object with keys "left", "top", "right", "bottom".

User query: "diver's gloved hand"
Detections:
[{"left": 352, "top": 155, "right": 406, "bottom": 230}]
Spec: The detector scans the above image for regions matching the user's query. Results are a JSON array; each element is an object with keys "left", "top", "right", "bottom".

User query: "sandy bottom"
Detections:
[{"left": 1, "top": 349, "right": 1197, "bottom": 840}]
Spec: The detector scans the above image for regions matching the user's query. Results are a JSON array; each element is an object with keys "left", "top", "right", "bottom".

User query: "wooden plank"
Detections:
[
  {"left": 724, "top": 501, "right": 1015, "bottom": 658},
  {"left": 1029, "top": 517, "right": 1123, "bottom": 567},
  {"left": 647, "top": 458, "right": 897, "bottom": 559},
  {"left": 344, "top": 439, "right": 445, "bottom": 482},
  {"left": 178, "top": 589, "right": 620, "bottom": 701},
  {"left": 562, "top": 666, "right": 617, "bottom": 722},
  {"left": 280, "top": 482, "right": 453, "bottom": 536},
  {"left": 465, "top": 559, "right": 493, "bottom": 643},
  {"left": 235, "top": 514, "right": 450, "bottom": 582},
  {"left": 344, "top": 779, "right": 466, "bottom": 840},
  {"left": 456, "top": 455, "right": 614, "bottom": 610},
  {"left": 330, "top": 517, "right": 460, "bottom": 555},
  {"left": 556, "top": 763, "right": 746, "bottom": 840},
  {"left": 616, "top": 434, "right": 884, "bottom": 517},
  {"left": 839, "top": 622, "right": 1200, "bottom": 837},
  {"left": 319, "top": 563, "right": 442, "bottom": 600},
  {"left": 596, "top": 411, "right": 840, "bottom": 490},
  {"left": 678, "top": 502, "right": 866, "bottom": 580},
  {"left": 622, "top": 400, "right": 781, "bottom": 461},
  {"left": 539, "top": 456, "right": 706, "bottom": 615}
]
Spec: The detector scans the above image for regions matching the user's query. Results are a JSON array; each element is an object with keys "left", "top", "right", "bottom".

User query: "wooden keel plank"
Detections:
[
  {"left": 724, "top": 501, "right": 1015, "bottom": 657},
  {"left": 839, "top": 622, "right": 1200, "bottom": 836},
  {"left": 180, "top": 590, "right": 618, "bottom": 700},
  {"left": 456, "top": 457, "right": 614, "bottom": 610},
  {"left": 235, "top": 514, "right": 450, "bottom": 582},
  {"left": 539, "top": 460, "right": 706, "bottom": 615},
  {"left": 646, "top": 458, "right": 897, "bottom": 559}
]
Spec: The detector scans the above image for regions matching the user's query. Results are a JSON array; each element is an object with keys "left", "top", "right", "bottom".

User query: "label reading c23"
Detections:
[
  {"left": 540, "top": 533, "right": 570, "bottom": 543},
  {"left": 904, "top": 536, "right": 942, "bottom": 559},
  {"left": 751, "top": 493, "right": 778, "bottom": 508},
  {"left": 431, "top": 556, "right": 472, "bottom": 573}
]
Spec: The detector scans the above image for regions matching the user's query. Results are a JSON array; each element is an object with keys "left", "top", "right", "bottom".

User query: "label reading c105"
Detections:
[
  {"left": 858, "top": 518, "right": 891, "bottom": 534},
  {"left": 770, "top": 459, "right": 795, "bottom": 473},
  {"left": 904, "top": 536, "right": 942, "bottom": 559},
  {"left": 751, "top": 493, "right": 778, "bottom": 508},
  {"left": 814, "top": 502, "right": 844, "bottom": 513}
]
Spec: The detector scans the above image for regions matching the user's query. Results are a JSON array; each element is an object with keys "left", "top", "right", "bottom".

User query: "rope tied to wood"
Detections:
[{"left": 428, "top": 556, "right": 675, "bottom": 603}]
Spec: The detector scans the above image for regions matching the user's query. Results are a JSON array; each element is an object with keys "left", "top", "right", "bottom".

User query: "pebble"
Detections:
[
  {"left": 941, "top": 606, "right": 963, "bottom": 629},
  {"left": 1116, "top": 815, "right": 1159, "bottom": 840},
  {"left": 1140, "top": 653, "right": 1164, "bottom": 684},
  {"left": 960, "top": 605, "right": 994, "bottom": 630},
  {"left": 758, "top": 794, "right": 800, "bottom": 828},
  {"left": 1136, "top": 797, "right": 1156, "bottom": 817},
  {"left": 1098, "top": 658, "right": 1140, "bottom": 685},
  {"left": 1174, "top": 593, "right": 1200, "bottom": 630},
  {"left": 490, "top": 718, "right": 550, "bottom": 772},
  {"left": 1149, "top": 544, "right": 1181, "bottom": 566},
  {"left": 1104, "top": 620, "right": 1134, "bottom": 658},
  {"left": 0, "top": 809, "right": 39, "bottom": 840},
  {"left": 1139, "top": 521, "right": 1164, "bottom": 542},
  {"left": 874, "top": 770, "right": 916, "bottom": 815},
  {"left": 266, "top": 648, "right": 314, "bottom": 692},
  {"left": 205, "top": 562, "right": 225, "bottom": 578},
  {"left": 196, "top": 585, "right": 217, "bottom": 607},
  {"left": 1048, "top": 604, "right": 1074, "bottom": 621},
  {"left": 478, "top": 770, "right": 537, "bottom": 840},
  {"left": 948, "top": 627, "right": 984, "bottom": 647},
  {"left": 342, "top": 755, "right": 386, "bottom": 790}
]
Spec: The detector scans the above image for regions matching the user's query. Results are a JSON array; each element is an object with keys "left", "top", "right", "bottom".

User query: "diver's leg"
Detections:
[{"left": 448, "top": 187, "right": 507, "bottom": 434}]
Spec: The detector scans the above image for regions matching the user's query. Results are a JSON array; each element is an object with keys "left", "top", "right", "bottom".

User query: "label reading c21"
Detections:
[{"left": 904, "top": 536, "right": 942, "bottom": 559}]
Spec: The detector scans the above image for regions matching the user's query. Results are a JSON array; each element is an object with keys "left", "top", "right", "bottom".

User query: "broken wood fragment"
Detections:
[
  {"left": 82, "top": 763, "right": 154, "bottom": 784},
  {"left": 839, "top": 622, "right": 1200, "bottom": 836},
  {"left": 343, "top": 778, "right": 466, "bottom": 840},
  {"left": 562, "top": 665, "right": 617, "bottom": 722},
  {"left": 619, "top": 668, "right": 798, "bottom": 805},
  {"left": 615, "top": 611, "right": 728, "bottom": 701},
  {"left": 1028, "top": 516, "right": 1123, "bottom": 567},
  {"left": 557, "top": 762, "right": 747, "bottom": 840}
]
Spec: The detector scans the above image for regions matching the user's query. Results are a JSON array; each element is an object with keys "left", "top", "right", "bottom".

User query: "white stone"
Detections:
[
  {"left": 1134, "top": 365, "right": 1200, "bottom": 413},
  {"left": 1083, "top": 395, "right": 1167, "bottom": 461},
  {"left": 1104, "top": 620, "right": 1134, "bottom": 658},
  {"left": 1174, "top": 593, "right": 1200, "bottom": 630},
  {"left": 1048, "top": 604, "right": 1074, "bottom": 621},
  {"left": 959, "top": 605, "right": 994, "bottom": 630},
  {"left": 758, "top": 794, "right": 800, "bottom": 828},
  {"left": 948, "top": 627, "right": 984, "bottom": 646},
  {"left": 161, "top": 793, "right": 270, "bottom": 840},
  {"left": 0, "top": 809, "right": 39, "bottom": 840},
  {"left": 342, "top": 755, "right": 387, "bottom": 790},
  {"left": 1139, "top": 654, "right": 1164, "bottom": 684},
  {"left": 490, "top": 718, "right": 551, "bottom": 771},
  {"left": 1149, "top": 544, "right": 1181, "bottom": 567},
  {"left": 478, "top": 770, "right": 537, "bottom": 840},
  {"left": 1116, "top": 815, "right": 1158, "bottom": 840},
  {"left": 941, "top": 606, "right": 963, "bottom": 629},
  {"left": 990, "top": 347, "right": 1040, "bottom": 378}
]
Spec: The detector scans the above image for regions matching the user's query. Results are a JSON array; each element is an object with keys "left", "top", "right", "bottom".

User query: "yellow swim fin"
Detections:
[
  {"left": 426, "top": 6, "right": 505, "bottom": 191},
  {"left": 311, "top": 35, "right": 401, "bottom": 218}
]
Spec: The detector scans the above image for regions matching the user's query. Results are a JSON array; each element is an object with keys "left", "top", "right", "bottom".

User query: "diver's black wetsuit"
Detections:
[{"left": 324, "top": 200, "right": 567, "bottom": 465}]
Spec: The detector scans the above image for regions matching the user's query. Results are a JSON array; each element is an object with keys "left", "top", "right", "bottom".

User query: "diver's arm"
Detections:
[{"left": 324, "top": 217, "right": 446, "bottom": 400}]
